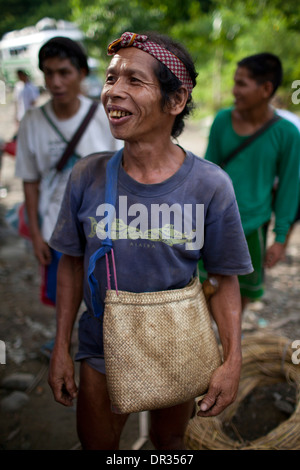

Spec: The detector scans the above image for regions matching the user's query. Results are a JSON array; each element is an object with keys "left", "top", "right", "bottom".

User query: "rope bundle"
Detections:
[{"left": 185, "top": 333, "right": 300, "bottom": 450}]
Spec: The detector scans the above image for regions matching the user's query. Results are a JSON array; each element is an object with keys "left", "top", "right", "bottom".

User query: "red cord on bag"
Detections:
[{"left": 105, "top": 249, "right": 118, "bottom": 295}]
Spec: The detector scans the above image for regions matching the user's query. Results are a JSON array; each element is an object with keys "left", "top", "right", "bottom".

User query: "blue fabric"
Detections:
[
  {"left": 46, "top": 248, "right": 63, "bottom": 303},
  {"left": 76, "top": 311, "right": 105, "bottom": 360},
  {"left": 41, "top": 248, "right": 62, "bottom": 305},
  {"left": 87, "top": 149, "right": 123, "bottom": 317}
]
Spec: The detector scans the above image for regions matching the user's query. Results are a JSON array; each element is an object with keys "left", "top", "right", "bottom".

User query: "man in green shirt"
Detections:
[{"left": 201, "top": 52, "right": 300, "bottom": 310}]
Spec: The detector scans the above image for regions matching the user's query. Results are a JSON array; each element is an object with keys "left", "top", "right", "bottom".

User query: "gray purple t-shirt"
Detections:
[{"left": 50, "top": 149, "right": 252, "bottom": 358}]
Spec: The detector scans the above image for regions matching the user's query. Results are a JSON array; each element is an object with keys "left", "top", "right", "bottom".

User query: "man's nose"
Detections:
[
  {"left": 49, "top": 72, "right": 62, "bottom": 88},
  {"left": 106, "top": 78, "right": 127, "bottom": 97}
]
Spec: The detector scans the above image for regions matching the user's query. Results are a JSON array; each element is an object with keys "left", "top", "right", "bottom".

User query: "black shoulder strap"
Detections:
[
  {"left": 41, "top": 100, "right": 99, "bottom": 171},
  {"left": 56, "top": 100, "right": 99, "bottom": 171},
  {"left": 220, "top": 114, "right": 281, "bottom": 169}
]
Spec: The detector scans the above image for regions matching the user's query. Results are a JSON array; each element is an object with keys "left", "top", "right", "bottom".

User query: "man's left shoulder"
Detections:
[
  {"left": 191, "top": 153, "right": 231, "bottom": 179},
  {"left": 188, "top": 152, "right": 234, "bottom": 194}
]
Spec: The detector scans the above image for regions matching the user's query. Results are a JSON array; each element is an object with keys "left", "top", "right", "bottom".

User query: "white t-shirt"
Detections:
[
  {"left": 275, "top": 108, "right": 300, "bottom": 133},
  {"left": 15, "top": 95, "right": 122, "bottom": 242},
  {"left": 14, "top": 81, "right": 40, "bottom": 121}
]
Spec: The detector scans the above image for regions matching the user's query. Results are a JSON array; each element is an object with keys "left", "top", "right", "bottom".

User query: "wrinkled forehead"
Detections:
[{"left": 107, "top": 47, "right": 159, "bottom": 72}]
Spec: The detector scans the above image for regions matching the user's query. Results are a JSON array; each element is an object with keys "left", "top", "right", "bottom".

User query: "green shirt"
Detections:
[{"left": 205, "top": 108, "right": 300, "bottom": 243}]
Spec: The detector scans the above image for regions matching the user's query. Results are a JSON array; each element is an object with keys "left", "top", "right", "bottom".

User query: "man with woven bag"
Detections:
[{"left": 48, "top": 32, "right": 253, "bottom": 450}]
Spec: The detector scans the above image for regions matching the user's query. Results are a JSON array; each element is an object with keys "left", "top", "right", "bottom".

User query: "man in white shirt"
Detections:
[
  {"left": 14, "top": 69, "right": 40, "bottom": 125},
  {"left": 15, "top": 37, "right": 122, "bottom": 306}
]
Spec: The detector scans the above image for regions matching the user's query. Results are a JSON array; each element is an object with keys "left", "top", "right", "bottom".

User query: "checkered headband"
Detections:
[{"left": 107, "top": 32, "right": 194, "bottom": 94}]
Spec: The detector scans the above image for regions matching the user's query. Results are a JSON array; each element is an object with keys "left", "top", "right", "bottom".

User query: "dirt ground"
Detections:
[{"left": 0, "top": 94, "right": 299, "bottom": 451}]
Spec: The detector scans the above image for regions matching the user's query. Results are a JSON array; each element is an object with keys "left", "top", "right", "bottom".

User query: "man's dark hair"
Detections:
[
  {"left": 237, "top": 52, "right": 282, "bottom": 97},
  {"left": 38, "top": 37, "right": 89, "bottom": 75},
  {"left": 144, "top": 32, "right": 198, "bottom": 138}
]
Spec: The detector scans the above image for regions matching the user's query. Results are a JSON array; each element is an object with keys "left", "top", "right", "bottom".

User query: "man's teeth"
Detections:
[{"left": 109, "top": 110, "right": 131, "bottom": 118}]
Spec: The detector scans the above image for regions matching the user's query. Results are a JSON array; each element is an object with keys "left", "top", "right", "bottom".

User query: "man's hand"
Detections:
[
  {"left": 197, "top": 359, "right": 241, "bottom": 417},
  {"left": 32, "top": 234, "right": 52, "bottom": 265},
  {"left": 264, "top": 242, "right": 285, "bottom": 268},
  {"left": 48, "top": 347, "right": 78, "bottom": 407}
]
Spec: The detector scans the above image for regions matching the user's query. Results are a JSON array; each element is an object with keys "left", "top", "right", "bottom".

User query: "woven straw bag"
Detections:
[
  {"left": 87, "top": 150, "right": 222, "bottom": 414},
  {"left": 103, "top": 268, "right": 222, "bottom": 414}
]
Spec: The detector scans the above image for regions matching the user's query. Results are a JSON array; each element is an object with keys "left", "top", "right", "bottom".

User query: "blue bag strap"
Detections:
[{"left": 87, "top": 148, "right": 123, "bottom": 317}]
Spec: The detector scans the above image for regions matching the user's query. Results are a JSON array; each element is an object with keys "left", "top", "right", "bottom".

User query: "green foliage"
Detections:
[
  {"left": 2, "top": 0, "right": 300, "bottom": 115},
  {"left": 69, "top": 0, "right": 300, "bottom": 114},
  {"left": 0, "top": 0, "right": 72, "bottom": 39},
  {"left": 70, "top": 0, "right": 213, "bottom": 54}
]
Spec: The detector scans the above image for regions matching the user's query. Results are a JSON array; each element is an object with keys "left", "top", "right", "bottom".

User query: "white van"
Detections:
[{"left": 0, "top": 17, "right": 85, "bottom": 88}]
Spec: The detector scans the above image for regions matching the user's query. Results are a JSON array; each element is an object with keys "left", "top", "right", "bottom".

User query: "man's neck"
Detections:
[
  {"left": 232, "top": 104, "right": 274, "bottom": 135},
  {"left": 51, "top": 97, "right": 81, "bottom": 120},
  {"left": 122, "top": 139, "right": 186, "bottom": 185}
]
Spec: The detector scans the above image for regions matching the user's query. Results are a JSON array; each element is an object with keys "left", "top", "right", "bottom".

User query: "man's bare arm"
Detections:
[
  {"left": 48, "top": 254, "right": 84, "bottom": 406},
  {"left": 198, "top": 274, "right": 242, "bottom": 417},
  {"left": 23, "top": 181, "right": 51, "bottom": 265}
]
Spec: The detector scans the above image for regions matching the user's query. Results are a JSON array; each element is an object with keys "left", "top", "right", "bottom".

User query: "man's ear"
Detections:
[
  {"left": 262, "top": 80, "right": 274, "bottom": 99},
  {"left": 167, "top": 87, "right": 189, "bottom": 115},
  {"left": 79, "top": 68, "right": 88, "bottom": 81}
]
